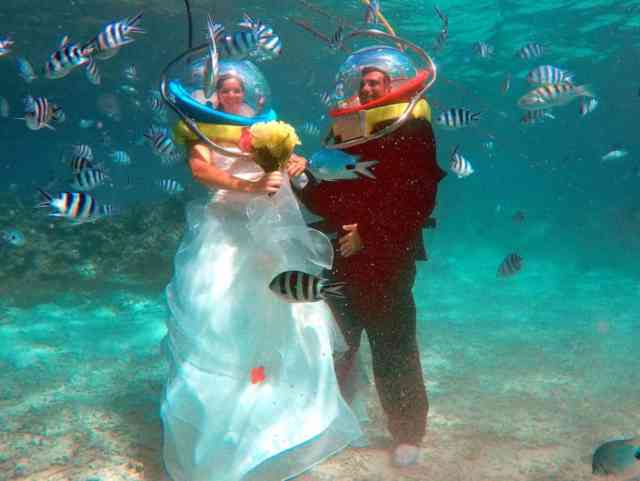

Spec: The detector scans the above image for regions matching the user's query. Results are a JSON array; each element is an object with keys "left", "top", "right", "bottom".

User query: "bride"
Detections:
[{"left": 161, "top": 60, "right": 361, "bottom": 481}]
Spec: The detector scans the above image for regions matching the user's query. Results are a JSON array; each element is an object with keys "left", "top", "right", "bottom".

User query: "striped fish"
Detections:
[
  {"left": 110, "top": 150, "right": 131, "bottom": 165},
  {"left": 123, "top": 64, "right": 138, "bottom": 81},
  {"left": 23, "top": 96, "right": 64, "bottom": 130},
  {"left": 527, "top": 65, "right": 573, "bottom": 85},
  {"left": 156, "top": 179, "right": 184, "bottom": 195},
  {"left": 328, "top": 25, "right": 344, "bottom": 52},
  {"left": 269, "top": 270, "right": 345, "bottom": 303},
  {"left": 497, "top": 253, "right": 523, "bottom": 278},
  {"left": 436, "top": 108, "right": 481, "bottom": 129},
  {"left": 0, "top": 36, "right": 14, "bottom": 57},
  {"left": 69, "top": 155, "right": 95, "bottom": 173},
  {"left": 518, "top": 82, "right": 593, "bottom": 110},
  {"left": 145, "top": 125, "right": 176, "bottom": 157},
  {"left": 449, "top": 145, "right": 474, "bottom": 178},
  {"left": 16, "top": 57, "right": 36, "bottom": 83},
  {"left": 517, "top": 42, "right": 544, "bottom": 60},
  {"left": 44, "top": 36, "right": 93, "bottom": 79},
  {"left": 89, "top": 12, "right": 144, "bottom": 60},
  {"left": 84, "top": 57, "right": 101, "bottom": 85},
  {"left": 579, "top": 97, "right": 598, "bottom": 116},
  {"left": 101, "top": 204, "right": 119, "bottom": 217},
  {"left": 520, "top": 109, "right": 555, "bottom": 125},
  {"left": 211, "top": 16, "right": 282, "bottom": 61},
  {"left": 70, "top": 168, "right": 109, "bottom": 191},
  {"left": 148, "top": 90, "right": 168, "bottom": 121},
  {"left": 72, "top": 144, "right": 94, "bottom": 161},
  {"left": 37, "top": 190, "right": 101, "bottom": 224},
  {"left": 474, "top": 41, "right": 494, "bottom": 58}
]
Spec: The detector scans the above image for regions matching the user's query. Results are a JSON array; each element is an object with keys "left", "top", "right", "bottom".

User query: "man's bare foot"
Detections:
[{"left": 392, "top": 443, "right": 420, "bottom": 467}]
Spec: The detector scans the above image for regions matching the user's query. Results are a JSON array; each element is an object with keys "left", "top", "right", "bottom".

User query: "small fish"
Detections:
[
  {"left": 437, "top": 108, "right": 481, "bottom": 129},
  {"left": 301, "top": 121, "right": 320, "bottom": 136},
  {"left": 101, "top": 204, "right": 120, "bottom": 217},
  {"left": 512, "top": 211, "right": 526, "bottom": 223},
  {"left": 84, "top": 56, "right": 101, "bottom": 85},
  {"left": 527, "top": 65, "right": 573, "bottom": 85},
  {"left": 602, "top": 149, "right": 628, "bottom": 161},
  {"left": 328, "top": 25, "right": 344, "bottom": 52},
  {"left": 203, "top": 15, "right": 220, "bottom": 98},
  {"left": 518, "top": 83, "right": 593, "bottom": 110},
  {"left": 0, "top": 97, "right": 9, "bottom": 118},
  {"left": 71, "top": 144, "right": 94, "bottom": 161},
  {"left": 23, "top": 96, "right": 64, "bottom": 130},
  {"left": 43, "top": 36, "right": 93, "bottom": 79},
  {"left": 148, "top": 90, "right": 167, "bottom": 121},
  {"left": 309, "top": 148, "right": 378, "bottom": 181},
  {"left": 520, "top": 109, "right": 555, "bottom": 125},
  {"left": 579, "top": 97, "right": 598, "bottom": 116},
  {"left": 238, "top": 14, "right": 283, "bottom": 59},
  {"left": 516, "top": 42, "right": 544, "bottom": 60},
  {"left": 269, "top": 270, "right": 345, "bottom": 303},
  {"left": 449, "top": 145, "right": 474, "bottom": 178},
  {"left": 497, "top": 253, "right": 523, "bottom": 277},
  {"left": 433, "top": 6, "right": 448, "bottom": 51},
  {"left": 78, "top": 119, "right": 95, "bottom": 129},
  {"left": 481, "top": 139, "right": 494, "bottom": 151},
  {"left": 89, "top": 12, "right": 144, "bottom": 60},
  {"left": 474, "top": 41, "right": 494, "bottom": 58},
  {"left": 70, "top": 168, "right": 109, "bottom": 191},
  {"left": 110, "top": 150, "right": 131, "bottom": 165},
  {"left": 0, "top": 36, "right": 14, "bottom": 57},
  {"left": 119, "top": 84, "right": 139, "bottom": 95},
  {"left": 37, "top": 189, "right": 102, "bottom": 224},
  {"left": 145, "top": 125, "right": 176, "bottom": 157},
  {"left": 319, "top": 91, "right": 332, "bottom": 106},
  {"left": 123, "top": 65, "right": 138, "bottom": 81},
  {"left": 1, "top": 228, "right": 25, "bottom": 247},
  {"left": 364, "top": 0, "right": 380, "bottom": 25},
  {"left": 592, "top": 438, "right": 640, "bottom": 476},
  {"left": 212, "top": 15, "right": 281, "bottom": 61},
  {"left": 501, "top": 73, "right": 511, "bottom": 94},
  {"left": 156, "top": 179, "right": 184, "bottom": 195},
  {"left": 16, "top": 57, "right": 37, "bottom": 83}
]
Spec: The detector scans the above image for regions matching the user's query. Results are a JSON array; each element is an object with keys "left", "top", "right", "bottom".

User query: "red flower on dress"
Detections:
[{"left": 239, "top": 127, "right": 253, "bottom": 153}]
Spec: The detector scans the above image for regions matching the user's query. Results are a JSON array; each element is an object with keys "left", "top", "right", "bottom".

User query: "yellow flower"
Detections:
[{"left": 250, "top": 121, "right": 301, "bottom": 172}]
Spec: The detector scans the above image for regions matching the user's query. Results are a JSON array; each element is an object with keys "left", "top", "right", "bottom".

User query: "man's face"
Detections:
[{"left": 358, "top": 71, "right": 390, "bottom": 104}]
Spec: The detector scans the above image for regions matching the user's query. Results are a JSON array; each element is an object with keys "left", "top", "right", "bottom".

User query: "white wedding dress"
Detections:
[{"left": 161, "top": 149, "right": 361, "bottom": 481}]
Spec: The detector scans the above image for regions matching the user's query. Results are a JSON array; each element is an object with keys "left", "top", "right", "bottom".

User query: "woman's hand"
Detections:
[
  {"left": 286, "top": 153, "right": 307, "bottom": 177},
  {"left": 251, "top": 171, "right": 283, "bottom": 194}
]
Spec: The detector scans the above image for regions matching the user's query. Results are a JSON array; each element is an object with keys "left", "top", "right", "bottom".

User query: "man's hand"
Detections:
[
  {"left": 286, "top": 152, "right": 307, "bottom": 177},
  {"left": 339, "top": 223, "right": 363, "bottom": 257}
]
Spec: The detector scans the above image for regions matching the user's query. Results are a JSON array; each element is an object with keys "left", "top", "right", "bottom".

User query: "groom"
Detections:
[{"left": 293, "top": 66, "right": 445, "bottom": 467}]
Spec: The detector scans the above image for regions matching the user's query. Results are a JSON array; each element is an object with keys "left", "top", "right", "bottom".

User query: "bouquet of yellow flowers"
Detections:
[{"left": 249, "top": 121, "right": 301, "bottom": 173}]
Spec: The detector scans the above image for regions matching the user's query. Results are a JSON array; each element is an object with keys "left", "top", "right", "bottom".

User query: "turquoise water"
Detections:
[{"left": 1, "top": 0, "right": 640, "bottom": 480}]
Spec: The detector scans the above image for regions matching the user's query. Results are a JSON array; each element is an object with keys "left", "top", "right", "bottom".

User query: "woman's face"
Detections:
[{"left": 218, "top": 78, "right": 245, "bottom": 113}]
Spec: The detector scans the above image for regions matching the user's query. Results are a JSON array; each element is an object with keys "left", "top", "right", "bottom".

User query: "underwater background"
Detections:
[{"left": 1, "top": 0, "right": 639, "bottom": 480}]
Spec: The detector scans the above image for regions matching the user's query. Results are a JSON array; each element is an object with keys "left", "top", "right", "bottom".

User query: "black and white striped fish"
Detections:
[
  {"left": 23, "top": 96, "right": 64, "bottom": 130},
  {"left": 145, "top": 125, "right": 176, "bottom": 157},
  {"left": 328, "top": 25, "right": 344, "bottom": 52},
  {"left": 579, "top": 97, "right": 598, "bottom": 117},
  {"left": 110, "top": 150, "right": 131, "bottom": 165},
  {"left": 474, "top": 41, "right": 494, "bottom": 58},
  {"left": 301, "top": 121, "right": 320, "bottom": 136},
  {"left": 37, "top": 190, "right": 101, "bottom": 224},
  {"left": 148, "top": 90, "right": 168, "bottom": 121},
  {"left": 43, "top": 36, "right": 93, "bottom": 79},
  {"left": 520, "top": 109, "right": 555, "bottom": 125},
  {"left": 101, "top": 204, "right": 120, "bottom": 217},
  {"left": 449, "top": 145, "right": 474, "bottom": 178},
  {"left": 518, "top": 82, "right": 593, "bottom": 110},
  {"left": 156, "top": 179, "right": 184, "bottom": 195},
  {"left": 269, "top": 270, "right": 345, "bottom": 303},
  {"left": 84, "top": 57, "right": 101, "bottom": 85},
  {"left": 497, "top": 253, "right": 523, "bottom": 278},
  {"left": 70, "top": 168, "right": 109, "bottom": 191},
  {"left": 71, "top": 144, "right": 94, "bottom": 161},
  {"left": 211, "top": 15, "right": 282, "bottom": 61},
  {"left": 16, "top": 57, "right": 36, "bottom": 83},
  {"left": 89, "top": 12, "right": 144, "bottom": 60},
  {"left": 517, "top": 42, "right": 544, "bottom": 60},
  {"left": 436, "top": 108, "right": 481, "bottom": 129},
  {"left": 123, "top": 65, "right": 138, "bottom": 81},
  {"left": 527, "top": 65, "right": 573, "bottom": 85},
  {"left": 68, "top": 155, "right": 95, "bottom": 173}
]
